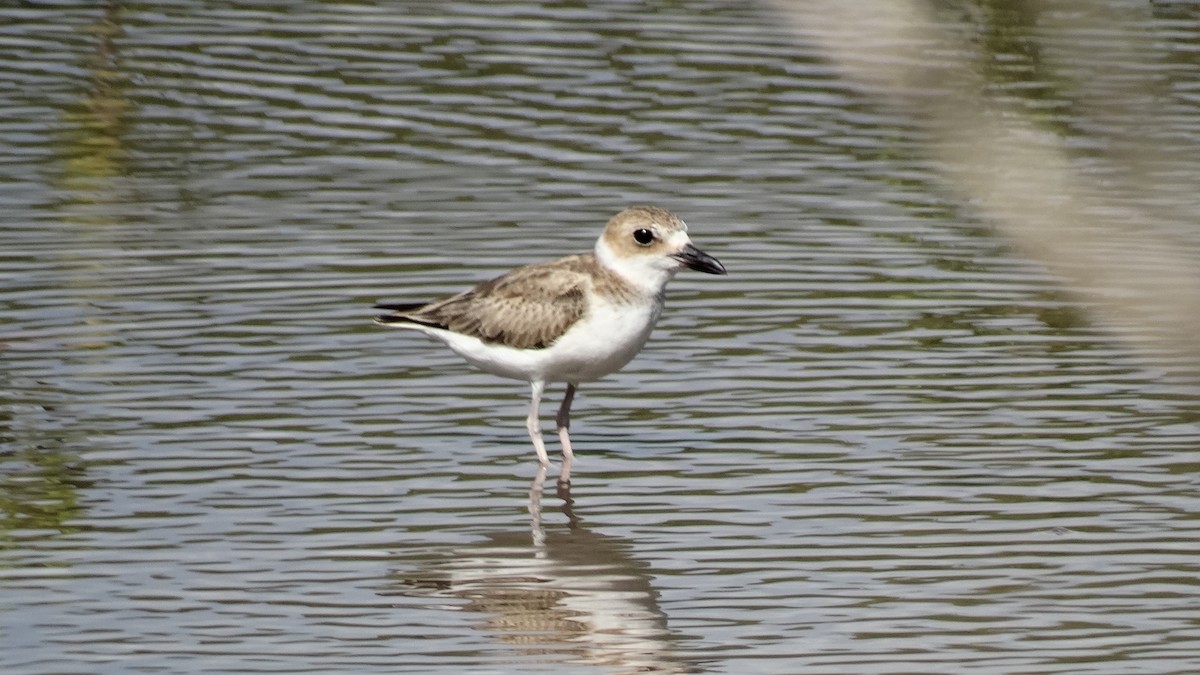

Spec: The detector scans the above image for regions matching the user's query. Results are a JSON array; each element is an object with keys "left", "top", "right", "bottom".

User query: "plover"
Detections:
[{"left": 374, "top": 205, "right": 725, "bottom": 483}]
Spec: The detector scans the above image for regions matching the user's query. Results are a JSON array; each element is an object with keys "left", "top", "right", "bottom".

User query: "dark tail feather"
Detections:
[
  {"left": 373, "top": 301, "right": 429, "bottom": 312},
  {"left": 373, "top": 301, "right": 446, "bottom": 329},
  {"left": 374, "top": 313, "right": 446, "bottom": 329}
]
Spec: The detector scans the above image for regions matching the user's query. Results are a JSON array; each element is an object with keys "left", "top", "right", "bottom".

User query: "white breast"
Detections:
[{"left": 541, "top": 297, "right": 662, "bottom": 383}]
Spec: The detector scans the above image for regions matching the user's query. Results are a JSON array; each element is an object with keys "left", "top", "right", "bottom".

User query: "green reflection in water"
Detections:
[
  {"left": 57, "top": 0, "right": 130, "bottom": 204},
  {"left": 1, "top": 1, "right": 132, "bottom": 551},
  {"left": 0, "top": 403, "right": 89, "bottom": 545}
]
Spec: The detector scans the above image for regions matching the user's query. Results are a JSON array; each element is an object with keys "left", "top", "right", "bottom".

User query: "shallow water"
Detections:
[{"left": 3, "top": 1, "right": 1200, "bottom": 673}]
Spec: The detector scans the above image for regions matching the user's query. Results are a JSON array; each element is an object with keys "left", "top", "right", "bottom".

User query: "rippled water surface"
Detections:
[{"left": 4, "top": 1, "right": 1200, "bottom": 673}]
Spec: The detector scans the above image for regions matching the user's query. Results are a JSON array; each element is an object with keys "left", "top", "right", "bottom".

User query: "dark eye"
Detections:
[{"left": 633, "top": 228, "right": 654, "bottom": 246}]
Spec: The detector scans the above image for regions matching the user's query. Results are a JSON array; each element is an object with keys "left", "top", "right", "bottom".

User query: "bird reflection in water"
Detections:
[{"left": 391, "top": 468, "right": 695, "bottom": 673}]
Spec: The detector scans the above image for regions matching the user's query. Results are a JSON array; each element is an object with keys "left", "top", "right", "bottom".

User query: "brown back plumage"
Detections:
[{"left": 376, "top": 254, "right": 636, "bottom": 350}]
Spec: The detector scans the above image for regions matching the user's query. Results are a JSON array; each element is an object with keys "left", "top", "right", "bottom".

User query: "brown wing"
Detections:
[{"left": 401, "top": 257, "right": 591, "bottom": 350}]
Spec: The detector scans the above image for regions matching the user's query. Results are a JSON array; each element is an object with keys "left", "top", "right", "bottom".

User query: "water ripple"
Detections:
[{"left": 2, "top": 1, "right": 1199, "bottom": 673}]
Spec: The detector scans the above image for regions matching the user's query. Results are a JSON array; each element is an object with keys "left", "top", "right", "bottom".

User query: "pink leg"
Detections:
[
  {"left": 556, "top": 383, "right": 576, "bottom": 484},
  {"left": 526, "top": 380, "right": 550, "bottom": 467}
]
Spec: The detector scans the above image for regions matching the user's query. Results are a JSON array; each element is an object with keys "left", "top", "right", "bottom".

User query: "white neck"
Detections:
[{"left": 594, "top": 237, "right": 677, "bottom": 296}]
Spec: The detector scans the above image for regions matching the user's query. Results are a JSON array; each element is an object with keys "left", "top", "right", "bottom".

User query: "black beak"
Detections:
[{"left": 672, "top": 242, "right": 727, "bottom": 275}]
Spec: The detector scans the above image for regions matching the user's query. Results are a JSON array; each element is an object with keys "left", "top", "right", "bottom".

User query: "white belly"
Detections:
[
  {"left": 415, "top": 298, "right": 662, "bottom": 384},
  {"left": 541, "top": 300, "right": 661, "bottom": 382}
]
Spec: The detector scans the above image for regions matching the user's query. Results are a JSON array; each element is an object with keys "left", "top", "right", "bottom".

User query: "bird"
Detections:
[{"left": 373, "top": 205, "right": 726, "bottom": 484}]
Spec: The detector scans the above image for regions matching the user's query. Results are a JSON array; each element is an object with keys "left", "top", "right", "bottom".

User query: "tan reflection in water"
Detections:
[{"left": 392, "top": 467, "right": 689, "bottom": 673}]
